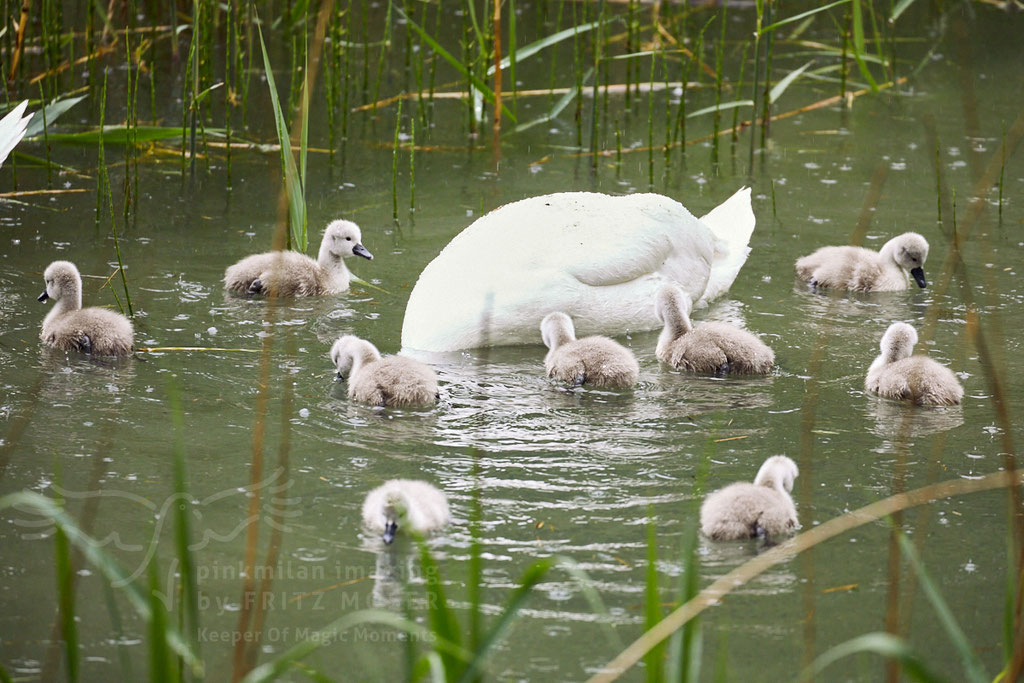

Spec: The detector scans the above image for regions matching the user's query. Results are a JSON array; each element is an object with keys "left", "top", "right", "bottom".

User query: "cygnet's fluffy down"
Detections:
[
  {"left": 362, "top": 479, "right": 451, "bottom": 544},
  {"left": 700, "top": 456, "right": 799, "bottom": 541},
  {"left": 654, "top": 283, "right": 774, "bottom": 374},
  {"left": 795, "top": 232, "right": 929, "bottom": 292},
  {"left": 38, "top": 260, "right": 133, "bottom": 356},
  {"left": 865, "top": 322, "right": 963, "bottom": 406},
  {"left": 224, "top": 219, "right": 372, "bottom": 297},
  {"left": 331, "top": 335, "right": 439, "bottom": 407},
  {"left": 540, "top": 312, "right": 639, "bottom": 388}
]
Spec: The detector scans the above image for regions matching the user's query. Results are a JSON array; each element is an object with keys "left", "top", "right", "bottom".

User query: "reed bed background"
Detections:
[{"left": 1, "top": 0, "right": 1022, "bottom": 681}]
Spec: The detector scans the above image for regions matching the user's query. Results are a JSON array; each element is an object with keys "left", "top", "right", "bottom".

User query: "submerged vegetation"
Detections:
[{"left": 2, "top": 0, "right": 1023, "bottom": 681}]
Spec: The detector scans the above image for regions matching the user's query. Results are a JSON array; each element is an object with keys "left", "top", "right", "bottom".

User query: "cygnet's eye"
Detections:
[{"left": 346, "top": 236, "right": 352, "bottom": 241}]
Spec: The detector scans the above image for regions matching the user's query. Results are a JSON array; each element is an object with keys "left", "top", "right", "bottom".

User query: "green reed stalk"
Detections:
[
  {"left": 98, "top": 71, "right": 134, "bottom": 317},
  {"left": 934, "top": 135, "right": 942, "bottom": 225},
  {"left": 731, "top": 42, "right": 749, "bottom": 143},
  {"left": 226, "top": 0, "right": 235, "bottom": 186},
  {"left": 771, "top": 178, "right": 778, "bottom": 218},
  {"left": 37, "top": 84, "right": 52, "bottom": 187},
  {"left": 55, "top": 515, "right": 79, "bottom": 683},
  {"left": 361, "top": 3, "right": 370, "bottom": 103},
  {"left": 414, "top": 2, "right": 426, "bottom": 124},
  {"left": 615, "top": 118, "right": 622, "bottom": 172},
  {"left": 644, "top": 513, "right": 663, "bottom": 682},
  {"left": 663, "top": 51, "right": 671, "bottom": 173},
  {"left": 999, "top": 121, "right": 1007, "bottom": 219},
  {"left": 409, "top": 114, "right": 415, "bottom": 213},
  {"left": 169, "top": 386, "right": 201, "bottom": 664},
  {"left": 509, "top": 0, "right": 518, "bottom": 118},
  {"left": 748, "top": 2, "right": 763, "bottom": 170},
  {"left": 546, "top": 0, "right": 564, "bottom": 109},
  {"left": 647, "top": 54, "right": 655, "bottom": 187},
  {"left": 760, "top": 0, "right": 774, "bottom": 146},
  {"left": 371, "top": 0, "right": 393, "bottom": 115},
  {"left": 147, "top": 558, "right": 172, "bottom": 682},
  {"left": 469, "top": 457, "right": 484, "bottom": 655},
  {"left": 403, "top": 0, "right": 413, "bottom": 91},
  {"left": 343, "top": 6, "right": 352, "bottom": 145},
  {"left": 392, "top": 98, "right": 402, "bottom": 221},
  {"left": 625, "top": 0, "right": 635, "bottom": 110},
  {"left": 712, "top": 1, "right": 728, "bottom": 166},
  {"left": 429, "top": 0, "right": 441, "bottom": 115}
]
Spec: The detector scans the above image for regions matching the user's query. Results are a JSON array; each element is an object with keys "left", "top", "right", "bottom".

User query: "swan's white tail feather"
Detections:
[
  {"left": 0, "top": 101, "right": 33, "bottom": 170},
  {"left": 698, "top": 186, "right": 755, "bottom": 305}
]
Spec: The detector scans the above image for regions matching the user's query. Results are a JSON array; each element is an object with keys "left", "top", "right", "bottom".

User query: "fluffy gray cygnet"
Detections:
[
  {"left": 795, "top": 233, "right": 929, "bottom": 291},
  {"left": 224, "top": 219, "right": 372, "bottom": 297},
  {"left": 700, "top": 456, "right": 799, "bottom": 541},
  {"left": 540, "top": 311, "right": 639, "bottom": 388},
  {"left": 654, "top": 283, "right": 774, "bottom": 375},
  {"left": 38, "top": 260, "right": 133, "bottom": 356},
  {"left": 362, "top": 479, "right": 450, "bottom": 544},
  {"left": 865, "top": 322, "right": 963, "bottom": 405},
  {"left": 330, "top": 335, "right": 439, "bottom": 407}
]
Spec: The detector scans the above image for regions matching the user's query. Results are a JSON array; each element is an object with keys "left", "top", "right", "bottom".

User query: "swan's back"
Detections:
[
  {"left": 349, "top": 355, "right": 439, "bottom": 407},
  {"left": 866, "top": 355, "right": 963, "bottom": 405},
  {"left": 402, "top": 191, "right": 747, "bottom": 351},
  {"left": 545, "top": 336, "right": 639, "bottom": 388}
]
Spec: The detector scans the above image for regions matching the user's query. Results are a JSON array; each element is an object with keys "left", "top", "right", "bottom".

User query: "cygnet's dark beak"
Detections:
[
  {"left": 382, "top": 520, "right": 398, "bottom": 545},
  {"left": 38, "top": 290, "right": 49, "bottom": 302},
  {"left": 353, "top": 244, "right": 373, "bottom": 260},
  {"left": 335, "top": 371, "right": 344, "bottom": 380},
  {"left": 910, "top": 267, "right": 927, "bottom": 288}
]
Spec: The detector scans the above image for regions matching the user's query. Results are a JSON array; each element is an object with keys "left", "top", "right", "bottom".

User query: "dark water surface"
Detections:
[{"left": 2, "top": 2, "right": 1023, "bottom": 680}]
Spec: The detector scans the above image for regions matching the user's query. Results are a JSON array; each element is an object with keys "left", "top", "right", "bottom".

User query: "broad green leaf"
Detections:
[
  {"left": 487, "top": 19, "right": 607, "bottom": 75},
  {"left": 515, "top": 67, "right": 594, "bottom": 133},
  {"left": 761, "top": 0, "right": 851, "bottom": 34},
  {"left": 24, "top": 95, "right": 87, "bottom": 138},
  {"left": 805, "top": 632, "right": 948, "bottom": 683},
  {"left": 769, "top": 61, "right": 814, "bottom": 103},
  {"left": 687, "top": 100, "right": 754, "bottom": 119}
]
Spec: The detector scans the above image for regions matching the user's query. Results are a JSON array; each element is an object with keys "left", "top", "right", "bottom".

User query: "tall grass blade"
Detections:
[
  {"left": 687, "top": 100, "right": 754, "bottom": 119},
  {"left": 644, "top": 515, "right": 663, "bottom": 682},
  {"left": 457, "top": 559, "right": 553, "bottom": 683},
  {"left": 54, "top": 521, "right": 79, "bottom": 682},
  {"left": 255, "top": 17, "right": 307, "bottom": 252},
  {"left": 0, "top": 492, "right": 202, "bottom": 675},
  {"left": 148, "top": 557, "right": 172, "bottom": 683},
  {"left": 761, "top": 0, "right": 852, "bottom": 33},
  {"left": 769, "top": 61, "right": 814, "bottom": 104},
  {"left": 418, "top": 537, "right": 463, "bottom": 676},
  {"left": 896, "top": 532, "right": 988, "bottom": 683},
  {"left": 486, "top": 18, "right": 607, "bottom": 76},
  {"left": 850, "top": 0, "right": 879, "bottom": 90},
  {"left": 168, "top": 385, "right": 200, "bottom": 665},
  {"left": 515, "top": 66, "right": 594, "bottom": 133},
  {"left": 890, "top": 0, "right": 918, "bottom": 22},
  {"left": 804, "top": 632, "right": 947, "bottom": 682},
  {"left": 397, "top": 8, "right": 516, "bottom": 124}
]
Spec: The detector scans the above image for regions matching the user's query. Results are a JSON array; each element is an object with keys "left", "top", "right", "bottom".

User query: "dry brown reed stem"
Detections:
[
  {"left": 242, "top": 337, "right": 295, "bottom": 671},
  {"left": 582, "top": 77, "right": 909, "bottom": 158},
  {"left": 232, "top": 6, "right": 334, "bottom": 679},
  {"left": 0, "top": 189, "right": 90, "bottom": 197},
  {"left": 28, "top": 46, "right": 119, "bottom": 85},
  {"left": 7, "top": 0, "right": 33, "bottom": 82},
  {"left": 492, "top": 0, "right": 503, "bottom": 139},
  {"left": 793, "top": 162, "right": 889, "bottom": 675},
  {"left": 588, "top": 469, "right": 1024, "bottom": 682}
]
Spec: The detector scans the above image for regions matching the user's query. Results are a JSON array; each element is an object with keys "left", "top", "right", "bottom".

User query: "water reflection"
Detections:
[{"left": 865, "top": 395, "right": 965, "bottom": 441}]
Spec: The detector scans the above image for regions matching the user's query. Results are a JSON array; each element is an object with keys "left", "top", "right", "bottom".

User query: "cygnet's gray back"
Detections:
[
  {"left": 655, "top": 283, "right": 773, "bottom": 374},
  {"left": 865, "top": 323, "right": 962, "bottom": 405},
  {"left": 794, "top": 232, "right": 929, "bottom": 292},
  {"left": 541, "top": 312, "right": 638, "bottom": 388},
  {"left": 349, "top": 355, "right": 440, "bottom": 407},
  {"left": 700, "top": 456, "right": 799, "bottom": 540},
  {"left": 39, "top": 260, "right": 133, "bottom": 356}
]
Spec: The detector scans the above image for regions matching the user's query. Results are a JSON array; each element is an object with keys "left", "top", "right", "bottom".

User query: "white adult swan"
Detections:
[
  {"left": 401, "top": 187, "right": 756, "bottom": 351},
  {"left": 0, "top": 101, "right": 33, "bottom": 169}
]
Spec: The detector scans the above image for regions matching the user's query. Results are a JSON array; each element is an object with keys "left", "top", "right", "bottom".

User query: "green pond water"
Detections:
[{"left": 2, "top": 2, "right": 1024, "bottom": 681}]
